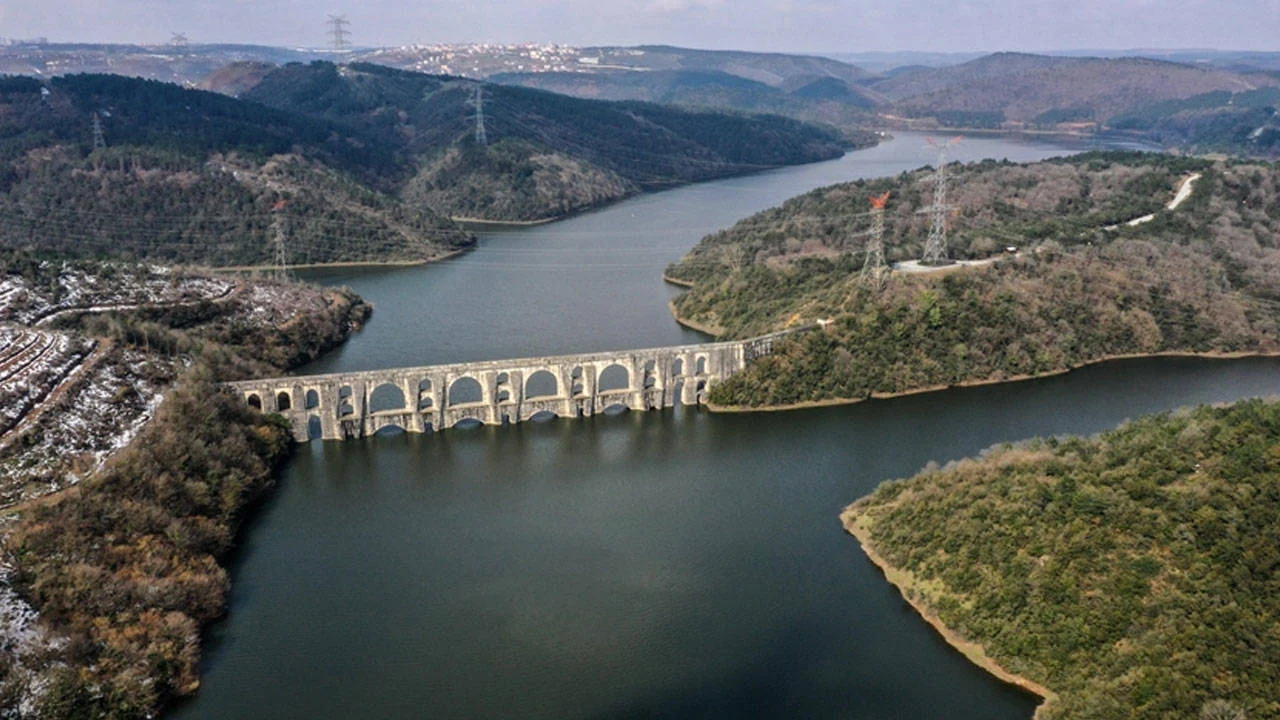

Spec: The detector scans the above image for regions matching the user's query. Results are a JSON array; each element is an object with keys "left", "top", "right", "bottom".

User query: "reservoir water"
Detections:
[{"left": 172, "top": 133, "right": 1280, "bottom": 719}]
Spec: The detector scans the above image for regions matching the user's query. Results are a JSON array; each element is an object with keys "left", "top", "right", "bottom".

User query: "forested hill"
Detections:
[
  {"left": 845, "top": 399, "right": 1280, "bottom": 719},
  {"left": 874, "top": 53, "right": 1280, "bottom": 156},
  {"left": 0, "top": 74, "right": 472, "bottom": 267},
  {"left": 242, "top": 61, "right": 852, "bottom": 221},
  {"left": 666, "top": 153, "right": 1280, "bottom": 407},
  {"left": 491, "top": 69, "right": 884, "bottom": 131}
]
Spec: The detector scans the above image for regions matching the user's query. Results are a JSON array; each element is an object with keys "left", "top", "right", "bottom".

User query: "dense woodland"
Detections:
[
  {"left": 0, "top": 65, "right": 848, "bottom": 263},
  {"left": 665, "top": 153, "right": 1280, "bottom": 407},
  {"left": 1110, "top": 88, "right": 1280, "bottom": 157},
  {"left": 0, "top": 255, "right": 371, "bottom": 718},
  {"left": 243, "top": 62, "right": 853, "bottom": 220},
  {"left": 0, "top": 74, "right": 472, "bottom": 266},
  {"left": 491, "top": 69, "right": 884, "bottom": 132},
  {"left": 845, "top": 399, "right": 1280, "bottom": 719},
  {"left": 874, "top": 53, "right": 1280, "bottom": 157}
]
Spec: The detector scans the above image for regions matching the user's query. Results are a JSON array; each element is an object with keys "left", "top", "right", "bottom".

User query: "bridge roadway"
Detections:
[{"left": 227, "top": 330, "right": 805, "bottom": 441}]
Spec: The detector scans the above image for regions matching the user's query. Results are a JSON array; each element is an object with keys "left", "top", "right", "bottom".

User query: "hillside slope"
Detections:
[
  {"left": 881, "top": 53, "right": 1277, "bottom": 128},
  {"left": 666, "top": 153, "right": 1280, "bottom": 407},
  {"left": 845, "top": 399, "right": 1280, "bottom": 719},
  {"left": 491, "top": 69, "right": 883, "bottom": 131},
  {"left": 0, "top": 74, "right": 471, "bottom": 266},
  {"left": 244, "top": 62, "right": 852, "bottom": 221}
]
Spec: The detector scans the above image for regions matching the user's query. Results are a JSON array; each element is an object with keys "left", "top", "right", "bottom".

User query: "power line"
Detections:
[{"left": 326, "top": 14, "right": 351, "bottom": 53}]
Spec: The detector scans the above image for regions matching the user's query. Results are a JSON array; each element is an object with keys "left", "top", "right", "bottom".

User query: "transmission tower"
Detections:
[
  {"left": 271, "top": 200, "right": 292, "bottom": 281},
  {"left": 467, "top": 84, "right": 488, "bottom": 146},
  {"left": 921, "top": 136, "right": 962, "bottom": 266},
  {"left": 326, "top": 14, "right": 351, "bottom": 52},
  {"left": 169, "top": 32, "right": 189, "bottom": 49},
  {"left": 861, "top": 192, "right": 891, "bottom": 286},
  {"left": 91, "top": 111, "right": 106, "bottom": 150}
]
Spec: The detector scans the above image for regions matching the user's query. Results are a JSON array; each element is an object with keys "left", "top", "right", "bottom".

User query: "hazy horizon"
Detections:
[{"left": 1, "top": 0, "right": 1276, "bottom": 55}]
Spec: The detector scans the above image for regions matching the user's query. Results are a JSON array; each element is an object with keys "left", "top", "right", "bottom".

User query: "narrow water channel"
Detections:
[{"left": 173, "top": 133, "right": 1274, "bottom": 720}]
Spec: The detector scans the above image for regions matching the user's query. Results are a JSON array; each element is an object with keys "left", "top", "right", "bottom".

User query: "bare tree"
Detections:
[{"left": 1200, "top": 700, "right": 1246, "bottom": 720}]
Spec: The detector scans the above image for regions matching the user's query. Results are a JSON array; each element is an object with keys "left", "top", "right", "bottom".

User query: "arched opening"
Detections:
[
  {"left": 339, "top": 386, "right": 353, "bottom": 399},
  {"left": 497, "top": 389, "right": 511, "bottom": 403},
  {"left": 571, "top": 366, "right": 585, "bottom": 397},
  {"left": 496, "top": 372, "right": 510, "bottom": 385},
  {"left": 602, "top": 403, "right": 629, "bottom": 415},
  {"left": 529, "top": 410, "right": 558, "bottom": 422},
  {"left": 308, "top": 415, "right": 322, "bottom": 440},
  {"left": 696, "top": 357, "right": 708, "bottom": 375},
  {"left": 673, "top": 379, "right": 686, "bottom": 406},
  {"left": 672, "top": 358, "right": 684, "bottom": 376},
  {"left": 597, "top": 364, "right": 630, "bottom": 393},
  {"left": 524, "top": 370, "right": 559, "bottom": 399},
  {"left": 369, "top": 383, "right": 407, "bottom": 413},
  {"left": 374, "top": 424, "right": 406, "bottom": 437},
  {"left": 642, "top": 360, "right": 657, "bottom": 390},
  {"left": 276, "top": 391, "right": 292, "bottom": 411},
  {"left": 449, "top": 377, "right": 483, "bottom": 405},
  {"left": 305, "top": 389, "right": 320, "bottom": 409},
  {"left": 247, "top": 394, "right": 262, "bottom": 410},
  {"left": 453, "top": 417, "right": 484, "bottom": 430},
  {"left": 696, "top": 380, "right": 707, "bottom": 405},
  {"left": 418, "top": 379, "right": 434, "bottom": 410},
  {"left": 339, "top": 401, "right": 355, "bottom": 417}
]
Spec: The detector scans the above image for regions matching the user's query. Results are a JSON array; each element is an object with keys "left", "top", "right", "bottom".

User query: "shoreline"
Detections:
[
  {"left": 661, "top": 273, "right": 698, "bottom": 289},
  {"left": 708, "top": 349, "right": 1280, "bottom": 414},
  {"left": 452, "top": 215, "right": 561, "bottom": 228},
  {"left": 667, "top": 299, "right": 725, "bottom": 337},
  {"left": 209, "top": 247, "right": 473, "bottom": 273},
  {"left": 840, "top": 510, "right": 1058, "bottom": 718}
]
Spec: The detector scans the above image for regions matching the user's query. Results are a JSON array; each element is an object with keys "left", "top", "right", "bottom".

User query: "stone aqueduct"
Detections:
[{"left": 228, "top": 331, "right": 803, "bottom": 441}]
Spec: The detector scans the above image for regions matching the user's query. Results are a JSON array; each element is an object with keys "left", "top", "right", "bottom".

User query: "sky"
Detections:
[{"left": 1, "top": 0, "right": 1277, "bottom": 53}]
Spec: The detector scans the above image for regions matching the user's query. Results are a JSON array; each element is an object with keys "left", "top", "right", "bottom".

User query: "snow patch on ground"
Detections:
[
  {"left": 0, "top": 262, "right": 235, "bottom": 326},
  {"left": 0, "top": 562, "right": 63, "bottom": 718},
  {"left": 0, "top": 347, "right": 173, "bottom": 508}
]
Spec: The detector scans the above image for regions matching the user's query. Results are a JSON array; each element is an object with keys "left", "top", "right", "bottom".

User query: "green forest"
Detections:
[
  {"left": 845, "top": 399, "right": 1280, "bottom": 719},
  {"left": 665, "top": 153, "right": 1280, "bottom": 407}
]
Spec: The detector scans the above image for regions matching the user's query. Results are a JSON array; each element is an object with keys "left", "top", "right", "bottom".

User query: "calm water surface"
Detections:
[{"left": 173, "top": 133, "right": 1277, "bottom": 720}]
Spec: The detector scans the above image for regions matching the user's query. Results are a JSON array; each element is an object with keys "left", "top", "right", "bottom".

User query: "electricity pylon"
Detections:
[
  {"left": 861, "top": 191, "right": 891, "bottom": 286},
  {"left": 922, "top": 136, "right": 962, "bottom": 266},
  {"left": 467, "top": 85, "right": 488, "bottom": 146},
  {"left": 327, "top": 14, "right": 351, "bottom": 52},
  {"left": 271, "top": 200, "right": 292, "bottom": 281},
  {"left": 91, "top": 111, "right": 106, "bottom": 150}
]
